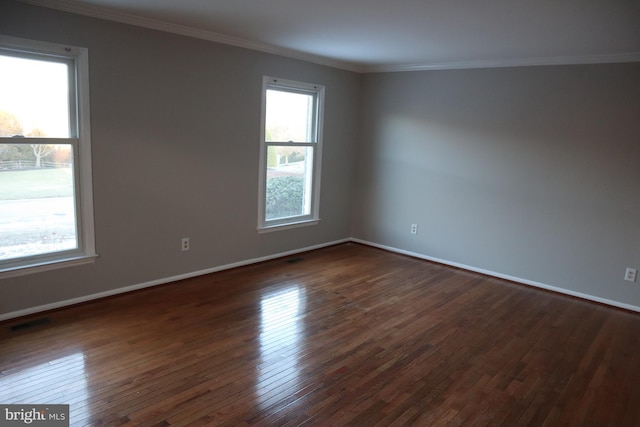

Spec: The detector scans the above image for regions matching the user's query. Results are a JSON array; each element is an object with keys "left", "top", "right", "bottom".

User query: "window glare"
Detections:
[
  {"left": 0, "top": 55, "right": 70, "bottom": 138},
  {"left": 265, "top": 90, "right": 314, "bottom": 142}
]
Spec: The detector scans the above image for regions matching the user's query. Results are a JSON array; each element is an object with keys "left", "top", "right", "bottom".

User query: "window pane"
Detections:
[
  {"left": 0, "top": 54, "right": 70, "bottom": 138},
  {"left": 265, "top": 146, "right": 313, "bottom": 221},
  {"left": 265, "top": 89, "right": 314, "bottom": 142},
  {"left": 0, "top": 144, "right": 77, "bottom": 261}
]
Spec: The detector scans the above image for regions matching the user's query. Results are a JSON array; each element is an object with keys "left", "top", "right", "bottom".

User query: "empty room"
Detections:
[{"left": 1, "top": 0, "right": 640, "bottom": 425}]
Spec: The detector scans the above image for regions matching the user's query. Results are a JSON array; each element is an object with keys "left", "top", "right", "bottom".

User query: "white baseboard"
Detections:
[
  {"left": 3, "top": 236, "right": 638, "bottom": 322},
  {"left": 351, "top": 238, "right": 640, "bottom": 314},
  {"left": 0, "top": 238, "right": 350, "bottom": 322}
]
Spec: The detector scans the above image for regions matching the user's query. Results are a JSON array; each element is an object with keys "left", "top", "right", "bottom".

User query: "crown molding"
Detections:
[
  {"left": 364, "top": 52, "right": 640, "bottom": 73},
  {"left": 17, "top": 0, "right": 366, "bottom": 73},
  {"left": 17, "top": 0, "right": 640, "bottom": 75}
]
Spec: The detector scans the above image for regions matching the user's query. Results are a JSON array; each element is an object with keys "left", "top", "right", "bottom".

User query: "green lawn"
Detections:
[{"left": 0, "top": 168, "right": 74, "bottom": 200}]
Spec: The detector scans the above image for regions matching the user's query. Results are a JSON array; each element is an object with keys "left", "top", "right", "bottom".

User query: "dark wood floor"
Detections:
[{"left": 2, "top": 243, "right": 640, "bottom": 426}]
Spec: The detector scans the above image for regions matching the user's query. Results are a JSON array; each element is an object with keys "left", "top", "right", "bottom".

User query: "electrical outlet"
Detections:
[
  {"left": 625, "top": 268, "right": 637, "bottom": 282},
  {"left": 410, "top": 224, "right": 418, "bottom": 235},
  {"left": 181, "top": 237, "right": 190, "bottom": 251}
]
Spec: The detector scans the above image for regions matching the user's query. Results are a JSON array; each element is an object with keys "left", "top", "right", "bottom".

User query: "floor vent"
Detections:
[
  {"left": 285, "top": 257, "right": 304, "bottom": 264},
  {"left": 10, "top": 317, "right": 51, "bottom": 332}
]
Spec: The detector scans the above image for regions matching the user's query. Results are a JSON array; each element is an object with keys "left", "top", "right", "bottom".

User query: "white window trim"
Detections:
[
  {"left": 257, "top": 76, "right": 324, "bottom": 231},
  {"left": 0, "top": 35, "right": 97, "bottom": 278}
]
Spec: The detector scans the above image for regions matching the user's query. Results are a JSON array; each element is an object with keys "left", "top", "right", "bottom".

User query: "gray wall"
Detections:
[
  {"left": 0, "top": 1, "right": 360, "bottom": 317},
  {"left": 354, "top": 64, "right": 640, "bottom": 307},
  {"left": 2, "top": 1, "right": 640, "bottom": 318}
]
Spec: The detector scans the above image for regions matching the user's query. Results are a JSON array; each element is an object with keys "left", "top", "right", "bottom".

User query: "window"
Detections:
[
  {"left": 0, "top": 35, "right": 95, "bottom": 277},
  {"left": 258, "top": 77, "right": 324, "bottom": 231}
]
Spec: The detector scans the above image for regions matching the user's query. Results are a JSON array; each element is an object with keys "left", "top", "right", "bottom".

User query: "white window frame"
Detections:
[
  {"left": 257, "top": 76, "right": 324, "bottom": 232},
  {"left": 0, "top": 35, "right": 96, "bottom": 278}
]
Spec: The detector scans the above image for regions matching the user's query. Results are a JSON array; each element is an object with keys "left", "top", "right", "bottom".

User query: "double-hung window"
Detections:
[
  {"left": 258, "top": 77, "right": 324, "bottom": 231},
  {"left": 0, "top": 35, "right": 95, "bottom": 277}
]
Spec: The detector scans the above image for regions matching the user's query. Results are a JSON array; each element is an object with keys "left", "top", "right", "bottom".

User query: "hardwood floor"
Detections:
[{"left": 2, "top": 243, "right": 640, "bottom": 426}]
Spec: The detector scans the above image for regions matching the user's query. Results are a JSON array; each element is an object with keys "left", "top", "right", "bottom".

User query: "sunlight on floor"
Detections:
[
  {"left": 257, "top": 285, "right": 307, "bottom": 410},
  {"left": 0, "top": 352, "right": 88, "bottom": 424}
]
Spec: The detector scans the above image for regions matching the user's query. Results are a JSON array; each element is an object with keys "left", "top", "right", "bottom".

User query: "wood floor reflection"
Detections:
[{"left": 2, "top": 243, "right": 640, "bottom": 426}]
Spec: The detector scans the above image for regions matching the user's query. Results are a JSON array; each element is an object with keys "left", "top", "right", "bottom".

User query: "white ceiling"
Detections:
[{"left": 20, "top": 0, "right": 640, "bottom": 72}]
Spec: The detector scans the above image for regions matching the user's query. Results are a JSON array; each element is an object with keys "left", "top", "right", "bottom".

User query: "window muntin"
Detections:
[
  {"left": 259, "top": 77, "right": 324, "bottom": 230},
  {"left": 0, "top": 35, "right": 95, "bottom": 276}
]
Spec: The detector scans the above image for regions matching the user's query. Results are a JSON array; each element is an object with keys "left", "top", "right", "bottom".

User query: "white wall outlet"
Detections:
[
  {"left": 410, "top": 224, "right": 418, "bottom": 235},
  {"left": 624, "top": 268, "right": 637, "bottom": 282},
  {"left": 181, "top": 237, "right": 190, "bottom": 251}
]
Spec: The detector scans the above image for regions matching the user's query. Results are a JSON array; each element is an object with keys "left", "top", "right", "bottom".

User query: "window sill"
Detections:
[
  {"left": 0, "top": 254, "right": 98, "bottom": 280},
  {"left": 257, "top": 219, "right": 320, "bottom": 233}
]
